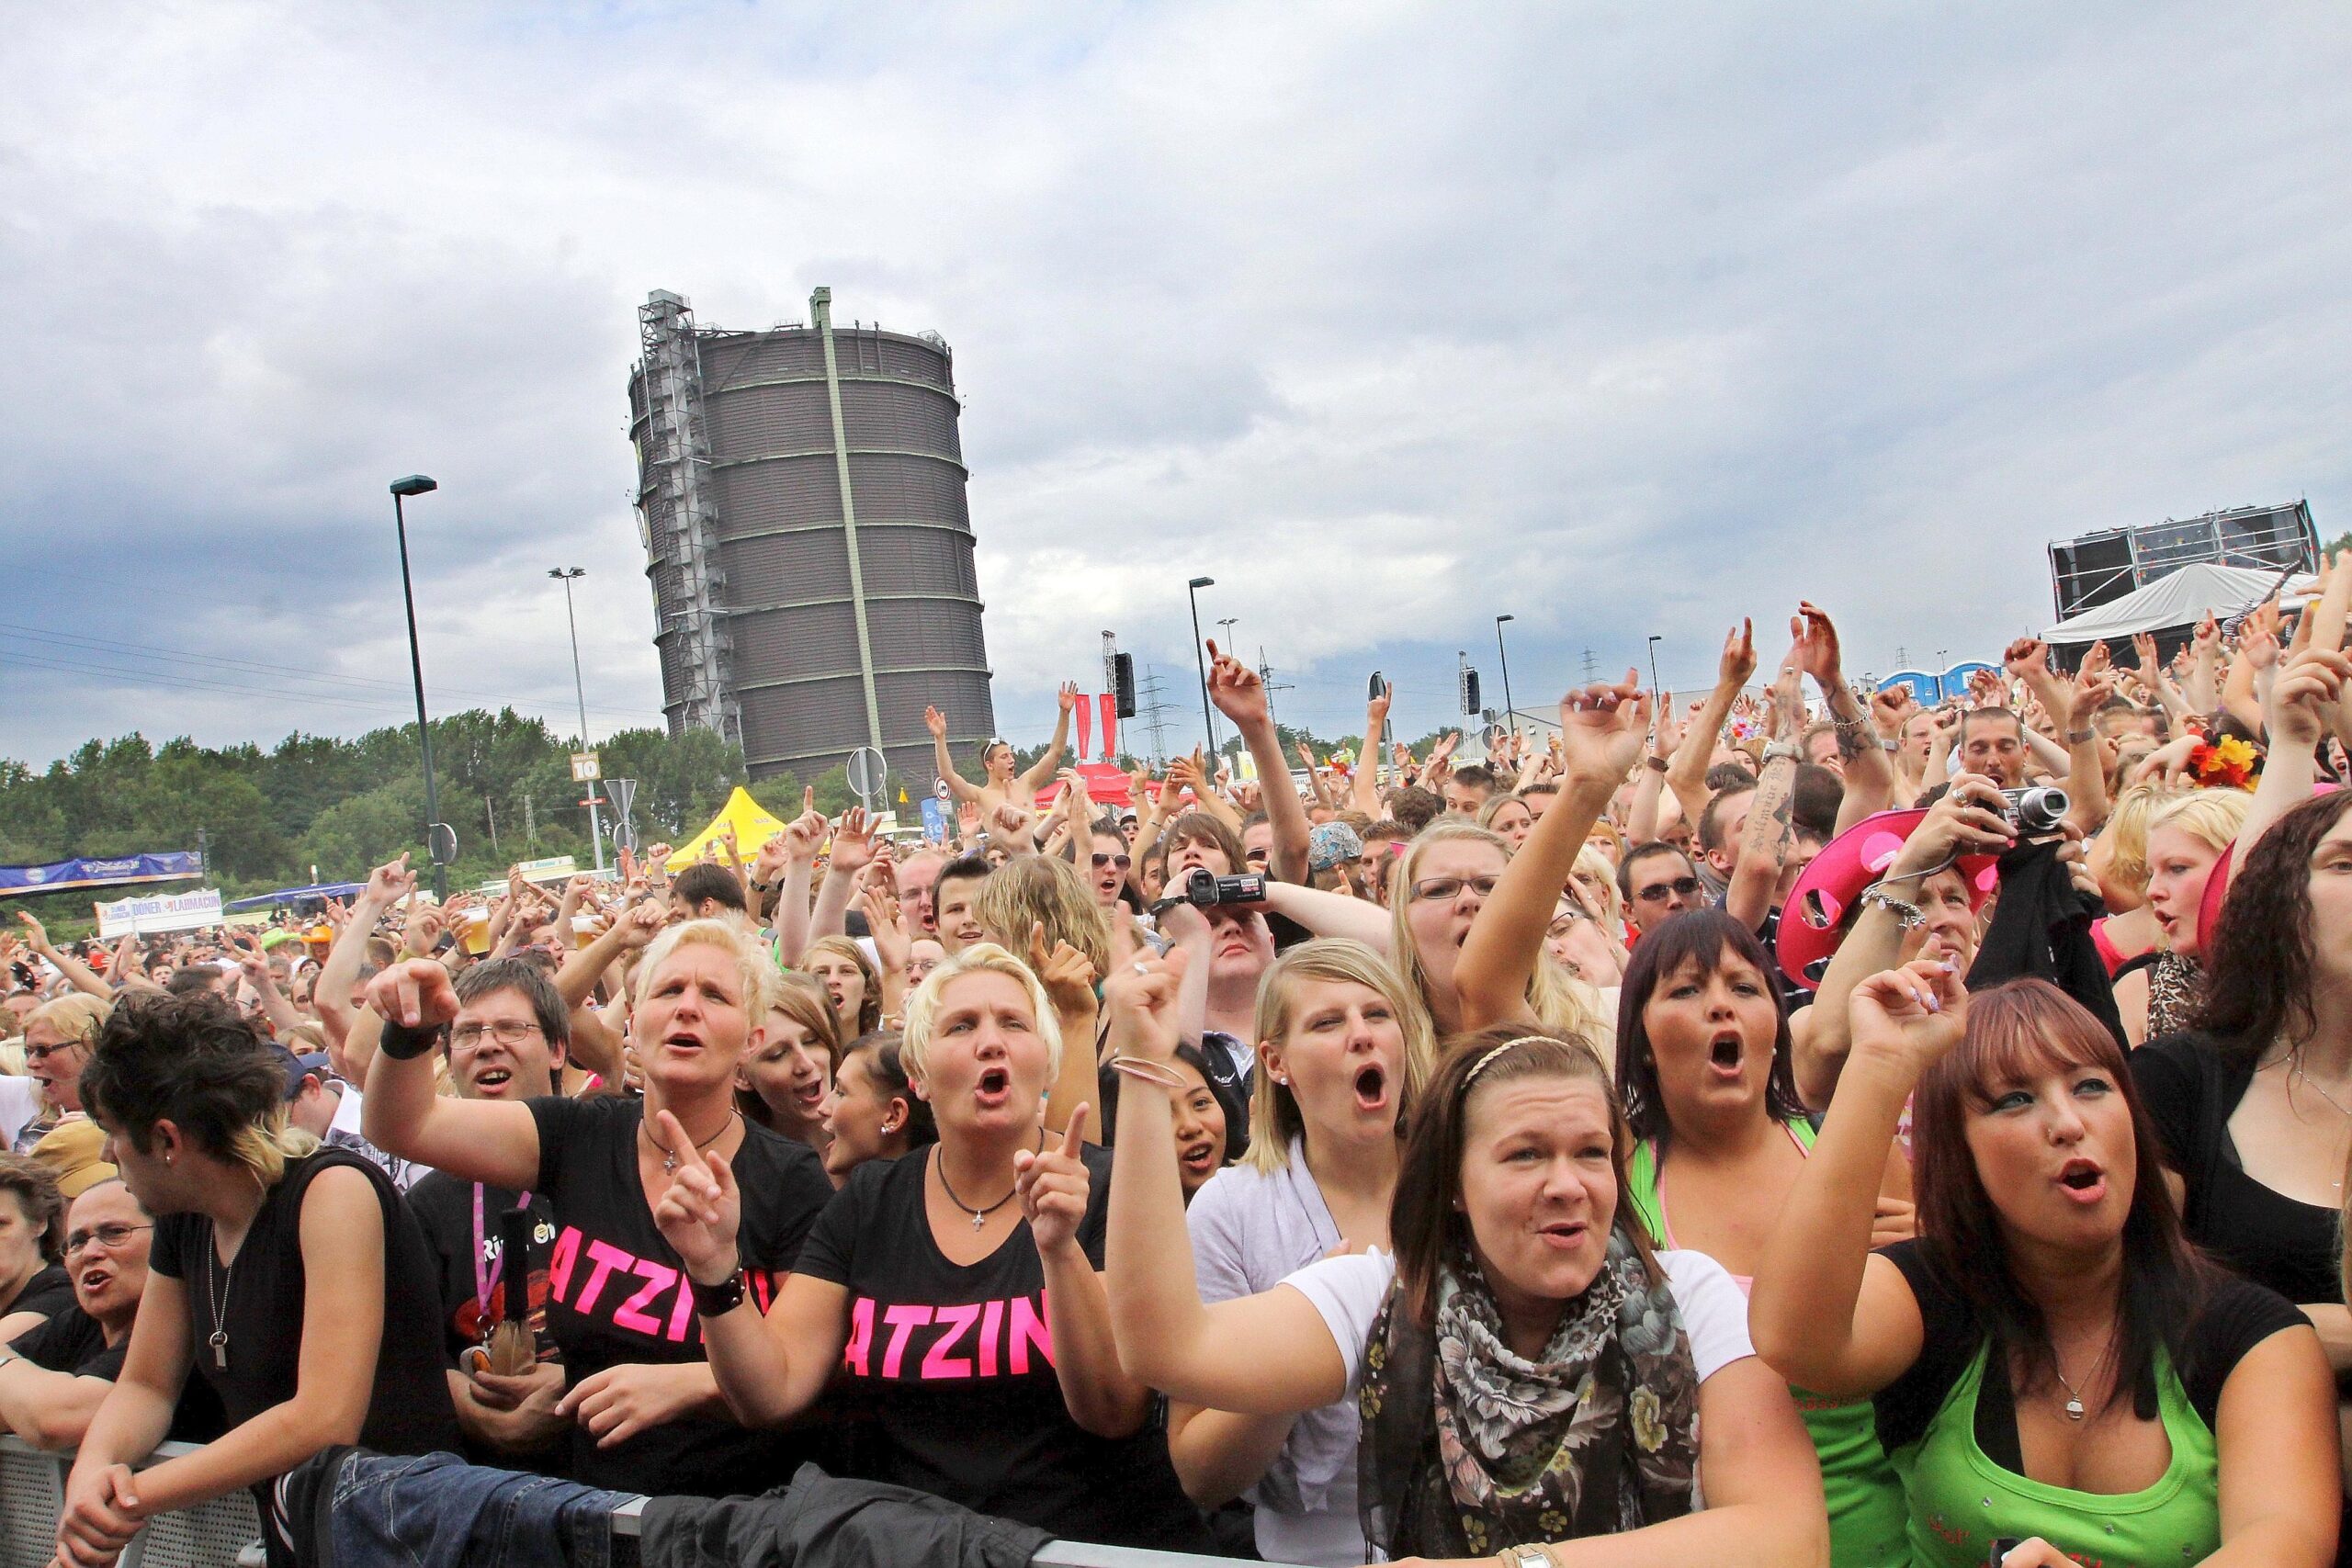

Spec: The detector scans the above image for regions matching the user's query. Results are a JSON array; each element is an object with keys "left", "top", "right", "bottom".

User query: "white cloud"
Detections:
[{"left": 1, "top": 0, "right": 2346, "bottom": 766}]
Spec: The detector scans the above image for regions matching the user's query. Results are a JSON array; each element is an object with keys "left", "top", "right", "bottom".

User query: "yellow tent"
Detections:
[{"left": 671, "top": 787, "right": 788, "bottom": 863}]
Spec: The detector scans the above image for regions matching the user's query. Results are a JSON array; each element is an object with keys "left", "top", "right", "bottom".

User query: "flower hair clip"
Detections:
[{"left": 2188, "top": 735, "right": 2260, "bottom": 790}]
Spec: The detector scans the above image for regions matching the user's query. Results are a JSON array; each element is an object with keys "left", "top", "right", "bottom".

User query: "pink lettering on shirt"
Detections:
[
  {"left": 921, "top": 1303, "right": 980, "bottom": 1379},
  {"left": 978, "top": 1298, "right": 1002, "bottom": 1378},
  {"left": 880, "top": 1304, "right": 933, "bottom": 1378},
  {"left": 843, "top": 1296, "right": 875, "bottom": 1376},
  {"left": 573, "top": 1239, "right": 633, "bottom": 1316},
  {"left": 615, "top": 1258, "right": 679, "bottom": 1336},
  {"left": 547, "top": 1225, "right": 581, "bottom": 1302},
  {"left": 1009, "top": 1292, "right": 1053, "bottom": 1374},
  {"left": 841, "top": 1294, "right": 1057, "bottom": 1380}
]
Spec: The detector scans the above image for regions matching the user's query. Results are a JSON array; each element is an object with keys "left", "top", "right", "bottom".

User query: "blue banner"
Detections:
[
  {"left": 0, "top": 851, "right": 203, "bottom": 896},
  {"left": 919, "top": 796, "right": 951, "bottom": 843}
]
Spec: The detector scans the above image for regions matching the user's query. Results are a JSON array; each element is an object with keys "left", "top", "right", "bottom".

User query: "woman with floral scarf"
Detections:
[{"left": 1103, "top": 945, "right": 1827, "bottom": 1568}]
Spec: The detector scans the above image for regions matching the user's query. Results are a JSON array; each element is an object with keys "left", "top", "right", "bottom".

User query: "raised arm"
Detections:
[
  {"left": 1752, "top": 960, "right": 1958, "bottom": 1398},
  {"left": 769, "top": 795, "right": 827, "bottom": 965},
  {"left": 1455, "top": 676, "right": 1645, "bottom": 1032},
  {"left": 1351, "top": 680, "right": 1393, "bottom": 819},
  {"left": 1015, "top": 684, "right": 1080, "bottom": 795},
  {"left": 2226, "top": 645, "right": 2352, "bottom": 885},
  {"left": 1725, "top": 660, "right": 1804, "bottom": 933},
  {"left": 1792, "top": 602, "right": 1894, "bottom": 830},
  {"left": 1253, "top": 880, "right": 1392, "bottom": 948},
  {"left": 14, "top": 914, "right": 116, "bottom": 1001},
  {"left": 315, "top": 855, "right": 413, "bottom": 1051},
  {"left": 2006, "top": 637, "right": 2108, "bottom": 834},
  {"left": 1207, "top": 641, "right": 1310, "bottom": 885},
  {"left": 358, "top": 959, "right": 542, "bottom": 1190},
  {"left": 1791, "top": 778, "right": 2013, "bottom": 1106},
  {"left": 926, "top": 706, "right": 985, "bottom": 806},
  {"left": 1667, "top": 620, "right": 1756, "bottom": 829},
  {"left": 809, "top": 807, "right": 876, "bottom": 941},
  {"left": 1102, "top": 950, "right": 1351, "bottom": 1415},
  {"left": 1625, "top": 693, "right": 1679, "bottom": 846}
]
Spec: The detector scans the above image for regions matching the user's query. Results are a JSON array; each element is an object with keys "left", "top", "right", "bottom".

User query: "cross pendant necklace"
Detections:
[{"left": 934, "top": 1143, "right": 1031, "bottom": 1231}]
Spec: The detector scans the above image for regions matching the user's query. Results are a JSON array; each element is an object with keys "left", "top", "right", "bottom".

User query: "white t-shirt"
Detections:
[
  {"left": 1282, "top": 1247, "right": 1755, "bottom": 1396},
  {"left": 0, "top": 1077, "right": 45, "bottom": 1153}
]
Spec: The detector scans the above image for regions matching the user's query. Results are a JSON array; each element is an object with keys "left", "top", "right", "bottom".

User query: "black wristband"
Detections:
[
  {"left": 691, "top": 1269, "right": 747, "bottom": 1317},
  {"left": 378, "top": 1019, "right": 445, "bottom": 1061}
]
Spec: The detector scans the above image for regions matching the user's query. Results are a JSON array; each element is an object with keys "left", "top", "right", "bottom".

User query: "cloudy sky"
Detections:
[{"left": 5, "top": 1, "right": 2347, "bottom": 770}]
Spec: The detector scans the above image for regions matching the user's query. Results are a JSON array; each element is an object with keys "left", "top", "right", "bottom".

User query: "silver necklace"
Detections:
[
  {"left": 2287, "top": 1063, "right": 2352, "bottom": 1186},
  {"left": 2291, "top": 1063, "right": 2352, "bottom": 1121},
  {"left": 2050, "top": 1334, "right": 2113, "bottom": 1422},
  {"left": 203, "top": 1228, "right": 234, "bottom": 1371}
]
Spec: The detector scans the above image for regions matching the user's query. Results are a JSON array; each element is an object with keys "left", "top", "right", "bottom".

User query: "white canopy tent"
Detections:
[{"left": 2041, "top": 562, "right": 2297, "bottom": 645}]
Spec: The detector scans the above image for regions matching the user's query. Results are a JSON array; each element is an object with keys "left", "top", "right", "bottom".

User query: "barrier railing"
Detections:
[
  {"left": 6, "top": 1440, "right": 1242, "bottom": 1568},
  {"left": 0, "top": 1437, "right": 262, "bottom": 1568}
]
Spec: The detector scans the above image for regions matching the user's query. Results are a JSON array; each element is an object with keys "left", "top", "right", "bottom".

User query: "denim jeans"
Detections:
[{"left": 321, "top": 1449, "right": 639, "bottom": 1568}]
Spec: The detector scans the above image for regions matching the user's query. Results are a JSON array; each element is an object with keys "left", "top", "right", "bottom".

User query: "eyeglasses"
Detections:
[
  {"left": 449, "top": 1020, "right": 546, "bottom": 1052},
  {"left": 1091, "top": 853, "right": 1132, "bottom": 871},
  {"left": 1410, "top": 874, "right": 1501, "bottom": 903},
  {"left": 64, "top": 1222, "right": 151, "bottom": 1259},
  {"left": 1634, "top": 876, "right": 1702, "bottom": 905},
  {"left": 23, "top": 1040, "right": 84, "bottom": 1065}
]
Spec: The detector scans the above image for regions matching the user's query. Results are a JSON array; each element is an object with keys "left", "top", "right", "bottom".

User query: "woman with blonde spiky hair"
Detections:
[
  {"left": 650, "top": 942, "right": 1211, "bottom": 1550},
  {"left": 359, "top": 918, "right": 834, "bottom": 1499}
]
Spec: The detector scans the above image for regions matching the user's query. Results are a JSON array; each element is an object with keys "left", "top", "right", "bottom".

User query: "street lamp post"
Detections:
[
  {"left": 1494, "top": 615, "right": 1517, "bottom": 739},
  {"left": 1647, "top": 635, "right": 1663, "bottom": 696},
  {"left": 549, "top": 567, "right": 605, "bottom": 873},
  {"left": 1187, "top": 577, "right": 1217, "bottom": 756},
  {"left": 390, "top": 475, "right": 447, "bottom": 901}
]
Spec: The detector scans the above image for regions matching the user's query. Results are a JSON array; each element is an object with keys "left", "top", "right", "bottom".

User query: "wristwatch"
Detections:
[
  {"left": 1644, "top": 756, "right": 1669, "bottom": 773},
  {"left": 1496, "top": 1545, "right": 1555, "bottom": 1568},
  {"left": 1760, "top": 739, "right": 1801, "bottom": 764}
]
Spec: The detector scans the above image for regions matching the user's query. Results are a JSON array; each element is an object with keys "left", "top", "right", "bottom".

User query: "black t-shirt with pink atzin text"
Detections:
[
  {"left": 526, "top": 1094, "right": 833, "bottom": 1497},
  {"left": 794, "top": 1146, "right": 1209, "bottom": 1551}
]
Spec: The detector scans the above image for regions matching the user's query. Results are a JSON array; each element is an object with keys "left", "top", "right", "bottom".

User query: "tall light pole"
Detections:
[
  {"left": 1647, "top": 635, "right": 1663, "bottom": 696},
  {"left": 1187, "top": 577, "right": 1217, "bottom": 755},
  {"left": 1494, "top": 615, "right": 1517, "bottom": 739},
  {"left": 390, "top": 475, "right": 448, "bottom": 901},
  {"left": 549, "top": 567, "right": 605, "bottom": 873}
]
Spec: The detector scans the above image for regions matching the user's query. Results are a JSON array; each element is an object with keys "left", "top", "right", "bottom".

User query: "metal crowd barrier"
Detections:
[
  {"left": 5, "top": 1440, "right": 1240, "bottom": 1568},
  {"left": 0, "top": 1436, "right": 262, "bottom": 1568},
  {"left": 605, "top": 1495, "right": 1245, "bottom": 1568}
]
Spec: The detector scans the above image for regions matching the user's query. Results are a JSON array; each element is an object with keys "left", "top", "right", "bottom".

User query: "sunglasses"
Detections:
[
  {"left": 1091, "top": 853, "right": 1132, "bottom": 871},
  {"left": 1634, "top": 876, "right": 1702, "bottom": 904},
  {"left": 24, "top": 1040, "right": 84, "bottom": 1065}
]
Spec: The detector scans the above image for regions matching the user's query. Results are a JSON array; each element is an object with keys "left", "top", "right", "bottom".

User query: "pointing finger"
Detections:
[{"left": 1058, "top": 1102, "right": 1091, "bottom": 1153}]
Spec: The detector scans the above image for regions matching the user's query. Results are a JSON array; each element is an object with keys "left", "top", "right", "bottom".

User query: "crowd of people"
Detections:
[{"left": 4, "top": 590, "right": 2351, "bottom": 1567}]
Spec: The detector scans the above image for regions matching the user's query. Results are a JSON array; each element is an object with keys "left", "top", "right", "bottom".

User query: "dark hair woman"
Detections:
[
  {"left": 61, "top": 994, "right": 458, "bottom": 1568},
  {"left": 1754, "top": 970, "right": 2337, "bottom": 1568},
  {"left": 2135, "top": 786, "right": 2352, "bottom": 1519},
  {"left": 1615, "top": 908, "right": 1911, "bottom": 1566},
  {"left": 1104, "top": 945, "right": 1829, "bottom": 1566},
  {"left": 820, "top": 1031, "right": 936, "bottom": 1187}
]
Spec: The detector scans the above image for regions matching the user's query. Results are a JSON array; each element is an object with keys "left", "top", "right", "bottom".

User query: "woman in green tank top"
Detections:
[
  {"left": 1751, "top": 963, "right": 2337, "bottom": 1568},
  {"left": 1616, "top": 908, "right": 1915, "bottom": 1566}
]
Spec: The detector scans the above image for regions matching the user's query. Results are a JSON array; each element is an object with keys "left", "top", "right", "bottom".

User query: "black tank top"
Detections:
[{"left": 152, "top": 1143, "right": 460, "bottom": 1456}]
